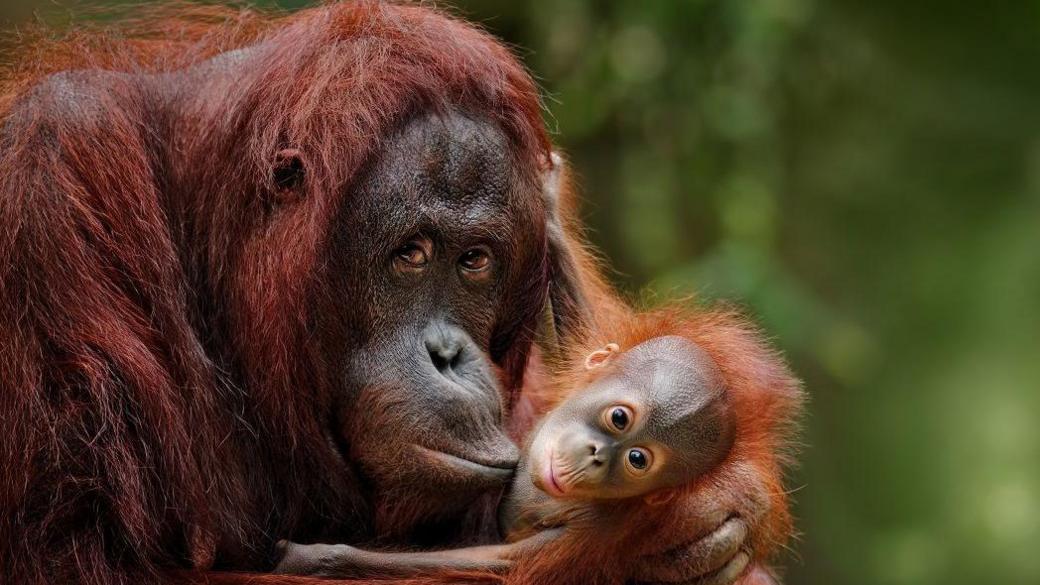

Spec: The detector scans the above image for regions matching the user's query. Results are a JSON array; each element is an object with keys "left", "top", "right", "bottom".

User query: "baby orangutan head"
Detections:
[{"left": 526, "top": 336, "right": 736, "bottom": 502}]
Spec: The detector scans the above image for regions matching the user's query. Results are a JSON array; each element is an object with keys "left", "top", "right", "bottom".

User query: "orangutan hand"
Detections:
[
  {"left": 628, "top": 461, "right": 781, "bottom": 585},
  {"left": 630, "top": 516, "right": 753, "bottom": 585}
]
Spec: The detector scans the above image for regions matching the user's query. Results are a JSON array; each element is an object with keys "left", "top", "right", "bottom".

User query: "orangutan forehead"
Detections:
[
  {"left": 376, "top": 110, "right": 518, "bottom": 207},
  {"left": 620, "top": 336, "right": 722, "bottom": 393},
  {"left": 616, "top": 336, "right": 726, "bottom": 427}
]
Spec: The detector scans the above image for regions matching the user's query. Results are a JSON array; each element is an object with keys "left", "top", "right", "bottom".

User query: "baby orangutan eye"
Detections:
[
  {"left": 626, "top": 448, "right": 652, "bottom": 473},
  {"left": 605, "top": 405, "right": 632, "bottom": 431}
]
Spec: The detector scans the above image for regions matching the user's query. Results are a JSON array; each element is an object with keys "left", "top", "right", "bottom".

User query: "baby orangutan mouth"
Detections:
[{"left": 538, "top": 448, "right": 567, "bottom": 496}]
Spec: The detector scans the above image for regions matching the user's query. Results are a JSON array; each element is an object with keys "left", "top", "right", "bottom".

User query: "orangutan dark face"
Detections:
[{"left": 315, "top": 111, "right": 546, "bottom": 533}]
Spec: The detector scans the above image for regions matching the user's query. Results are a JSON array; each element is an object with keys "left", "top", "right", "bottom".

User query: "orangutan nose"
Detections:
[
  {"left": 587, "top": 439, "right": 609, "bottom": 466},
  {"left": 425, "top": 323, "right": 466, "bottom": 374}
]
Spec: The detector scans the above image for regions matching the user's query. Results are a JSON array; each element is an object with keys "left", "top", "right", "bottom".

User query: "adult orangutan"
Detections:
[{"left": 0, "top": 2, "right": 795, "bottom": 585}]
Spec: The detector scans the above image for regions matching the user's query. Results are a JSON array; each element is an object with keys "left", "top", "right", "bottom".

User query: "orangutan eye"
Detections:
[
  {"left": 605, "top": 405, "right": 632, "bottom": 431},
  {"left": 393, "top": 238, "right": 430, "bottom": 270},
  {"left": 458, "top": 247, "right": 492, "bottom": 273},
  {"left": 626, "top": 448, "right": 652, "bottom": 473}
]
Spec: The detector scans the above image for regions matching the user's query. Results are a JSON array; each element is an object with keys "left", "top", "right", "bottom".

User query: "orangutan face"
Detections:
[
  {"left": 316, "top": 111, "right": 546, "bottom": 533},
  {"left": 526, "top": 336, "right": 736, "bottom": 501}
]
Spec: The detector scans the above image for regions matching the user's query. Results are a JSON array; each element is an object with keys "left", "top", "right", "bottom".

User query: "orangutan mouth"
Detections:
[
  {"left": 413, "top": 444, "right": 516, "bottom": 483},
  {"left": 541, "top": 449, "right": 567, "bottom": 496}
]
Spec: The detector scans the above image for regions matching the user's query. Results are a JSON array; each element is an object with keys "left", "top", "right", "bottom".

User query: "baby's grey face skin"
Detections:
[{"left": 527, "top": 336, "right": 736, "bottom": 500}]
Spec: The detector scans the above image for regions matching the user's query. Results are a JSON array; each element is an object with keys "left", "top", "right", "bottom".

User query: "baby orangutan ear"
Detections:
[
  {"left": 584, "top": 343, "right": 620, "bottom": 370},
  {"left": 270, "top": 148, "right": 306, "bottom": 205},
  {"left": 643, "top": 489, "right": 677, "bottom": 507}
]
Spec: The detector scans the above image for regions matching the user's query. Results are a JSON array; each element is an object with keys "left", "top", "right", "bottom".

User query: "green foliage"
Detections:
[
  {"left": 450, "top": 2, "right": 1040, "bottom": 584},
  {"left": 4, "top": 1, "right": 1037, "bottom": 584}
]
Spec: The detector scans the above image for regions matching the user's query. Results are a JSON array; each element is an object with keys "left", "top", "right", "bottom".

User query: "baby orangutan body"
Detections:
[{"left": 275, "top": 327, "right": 749, "bottom": 583}]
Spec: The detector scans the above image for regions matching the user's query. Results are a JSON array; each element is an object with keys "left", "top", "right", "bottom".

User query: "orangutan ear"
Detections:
[
  {"left": 584, "top": 343, "right": 620, "bottom": 370},
  {"left": 271, "top": 148, "right": 306, "bottom": 204},
  {"left": 643, "top": 489, "right": 677, "bottom": 507}
]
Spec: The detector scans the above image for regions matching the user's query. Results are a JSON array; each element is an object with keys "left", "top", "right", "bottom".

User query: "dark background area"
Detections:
[{"left": 3, "top": 2, "right": 1038, "bottom": 584}]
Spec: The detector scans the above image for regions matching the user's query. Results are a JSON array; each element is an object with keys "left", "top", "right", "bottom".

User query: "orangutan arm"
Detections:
[
  {"left": 272, "top": 530, "right": 562, "bottom": 580},
  {"left": 273, "top": 541, "right": 511, "bottom": 578},
  {"left": 539, "top": 152, "right": 634, "bottom": 355}
]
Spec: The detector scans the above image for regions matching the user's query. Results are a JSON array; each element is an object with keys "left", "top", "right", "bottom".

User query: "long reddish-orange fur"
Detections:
[{"left": 0, "top": 2, "right": 547, "bottom": 584}]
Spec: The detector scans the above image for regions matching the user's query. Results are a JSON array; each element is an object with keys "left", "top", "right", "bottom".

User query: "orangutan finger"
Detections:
[
  {"left": 693, "top": 550, "right": 750, "bottom": 585},
  {"left": 630, "top": 516, "right": 748, "bottom": 583}
]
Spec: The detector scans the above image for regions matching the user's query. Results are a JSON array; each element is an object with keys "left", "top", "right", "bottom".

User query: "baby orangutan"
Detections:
[
  {"left": 274, "top": 307, "right": 797, "bottom": 585},
  {"left": 498, "top": 335, "right": 735, "bottom": 541}
]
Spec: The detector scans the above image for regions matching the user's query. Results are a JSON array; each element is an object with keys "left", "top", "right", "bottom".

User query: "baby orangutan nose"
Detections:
[
  {"left": 588, "top": 442, "right": 607, "bottom": 465},
  {"left": 559, "top": 431, "right": 613, "bottom": 486}
]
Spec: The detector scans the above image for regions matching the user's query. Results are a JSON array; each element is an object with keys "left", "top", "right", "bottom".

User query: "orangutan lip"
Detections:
[
  {"left": 414, "top": 445, "right": 516, "bottom": 480},
  {"left": 542, "top": 450, "right": 566, "bottom": 496}
]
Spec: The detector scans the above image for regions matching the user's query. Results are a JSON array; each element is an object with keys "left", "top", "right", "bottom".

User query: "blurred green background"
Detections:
[{"left": 3, "top": 1, "right": 1038, "bottom": 584}]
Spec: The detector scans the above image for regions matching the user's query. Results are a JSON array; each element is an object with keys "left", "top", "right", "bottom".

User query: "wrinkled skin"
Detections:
[{"left": 312, "top": 111, "right": 542, "bottom": 539}]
